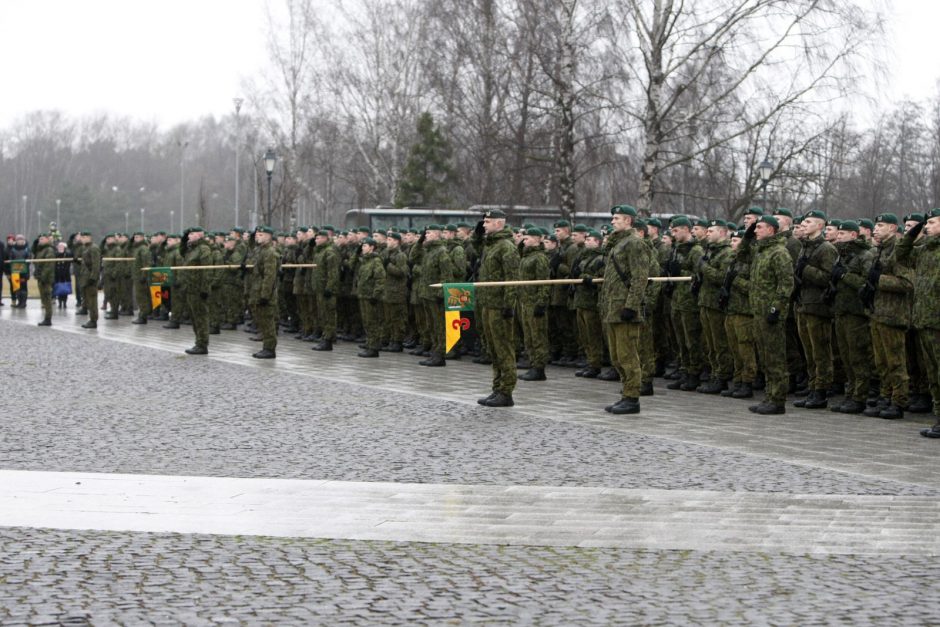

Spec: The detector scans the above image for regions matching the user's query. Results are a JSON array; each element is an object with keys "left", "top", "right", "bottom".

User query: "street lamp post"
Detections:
[
  {"left": 170, "top": 210, "right": 175, "bottom": 233},
  {"left": 759, "top": 158, "right": 774, "bottom": 210},
  {"left": 37, "top": 211, "right": 42, "bottom": 233},
  {"left": 56, "top": 199, "right": 61, "bottom": 228},
  {"left": 141, "top": 208, "right": 145, "bottom": 231},
  {"left": 264, "top": 148, "right": 276, "bottom": 224},
  {"left": 124, "top": 211, "right": 129, "bottom": 233},
  {"left": 233, "top": 98, "right": 243, "bottom": 227},
  {"left": 21, "top": 195, "right": 27, "bottom": 234},
  {"left": 178, "top": 139, "right": 188, "bottom": 228}
]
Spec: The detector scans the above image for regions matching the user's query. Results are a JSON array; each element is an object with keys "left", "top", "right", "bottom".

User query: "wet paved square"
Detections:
[{"left": 1, "top": 304, "right": 938, "bottom": 624}]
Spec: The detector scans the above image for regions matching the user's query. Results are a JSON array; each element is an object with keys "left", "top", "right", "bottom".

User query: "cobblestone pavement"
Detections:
[
  {"left": 1, "top": 528, "right": 938, "bottom": 626},
  {"left": 2, "top": 305, "right": 939, "bottom": 624}
]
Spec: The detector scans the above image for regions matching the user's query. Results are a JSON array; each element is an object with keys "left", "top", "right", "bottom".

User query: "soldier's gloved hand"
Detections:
[
  {"left": 259, "top": 298, "right": 270, "bottom": 307},
  {"left": 323, "top": 289, "right": 333, "bottom": 299},
  {"left": 582, "top": 276, "right": 593, "bottom": 286},
  {"left": 766, "top": 308, "right": 781, "bottom": 324},
  {"left": 533, "top": 305, "right": 546, "bottom": 317},
  {"left": 744, "top": 222, "right": 757, "bottom": 240},
  {"left": 831, "top": 263, "right": 847, "bottom": 283},
  {"left": 620, "top": 307, "right": 637, "bottom": 322},
  {"left": 501, "top": 307, "right": 514, "bottom": 319},
  {"left": 474, "top": 220, "right": 486, "bottom": 239},
  {"left": 199, "top": 291, "right": 209, "bottom": 300},
  {"left": 370, "top": 298, "right": 379, "bottom": 305},
  {"left": 906, "top": 220, "right": 925, "bottom": 239}
]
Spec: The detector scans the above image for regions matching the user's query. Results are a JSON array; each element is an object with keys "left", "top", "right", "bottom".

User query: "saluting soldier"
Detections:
[
  {"left": 600, "top": 205, "right": 649, "bottom": 415},
  {"left": 248, "top": 226, "right": 280, "bottom": 359}
]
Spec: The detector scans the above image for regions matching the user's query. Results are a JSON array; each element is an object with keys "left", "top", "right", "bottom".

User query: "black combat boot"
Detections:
[
  {"left": 478, "top": 392, "right": 498, "bottom": 405},
  {"left": 835, "top": 399, "right": 866, "bottom": 414},
  {"left": 519, "top": 368, "right": 546, "bottom": 381},
  {"left": 793, "top": 390, "right": 818, "bottom": 408},
  {"left": 597, "top": 368, "right": 619, "bottom": 381},
  {"left": 386, "top": 342, "right": 403, "bottom": 352},
  {"left": 482, "top": 392, "right": 514, "bottom": 407},
  {"left": 444, "top": 350, "right": 460, "bottom": 360},
  {"left": 879, "top": 403, "right": 904, "bottom": 419},
  {"left": 220, "top": 323, "right": 236, "bottom": 330},
  {"left": 803, "top": 389, "right": 829, "bottom": 409},
  {"left": 907, "top": 393, "right": 932, "bottom": 414},
  {"left": 862, "top": 398, "right": 888, "bottom": 417},
  {"left": 132, "top": 316, "right": 147, "bottom": 324},
  {"left": 732, "top": 382, "right": 754, "bottom": 399},
  {"left": 639, "top": 381, "right": 654, "bottom": 396},
  {"left": 252, "top": 349, "right": 276, "bottom": 359},
  {"left": 419, "top": 354, "right": 446, "bottom": 367},
  {"left": 104, "top": 312, "right": 118, "bottom": 320},
  {"left": 721, "top": 382, "right": 739, "bottom": 397},
  {"left": 357, "top": 348, "right": 380, "bottom": 358},
  {"left": 163, "top": 320, "right": 180, "bottom": 329},
  {"left": 185, "top": 345, "right": 208, "bottom": 355},
  {"left": 920, "top": 422, "right": 940, "bottom": 438},
  {"left": 699, "top": 378, "right": 728, "bottom": 394},
  {"left": 81, "top": 320, "right": 97, "bottom": 329},
  {"left": 312, "top": 339, "right": 333, "bottom": 351},
  {"left": 578, "top": 367, "right": 601, "bottom": 378},
  {"left": 37, "top": 318, "right": 52, "bottom": 327},
  {"left": 748, "top": 401, "right": 785, "bottom": 415},
  {"left": 680, "top": 373, "right": 700, "bottom": 392},
  {"left": 666, "top": 374, "right": 686, "bottom": 390},
  {"left": 609, "top": 397, "right": 640, "bottom": 415}
]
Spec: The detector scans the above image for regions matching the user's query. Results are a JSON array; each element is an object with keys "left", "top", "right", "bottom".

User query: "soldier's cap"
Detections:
[
  {"left": 388, "top": 226, "right": 400, "bottom": 233},
  {"left": 733, "top": 230, "right": 746, "bottom": 239},
  {"left": 524, "top": 227, "right": 543, "bottom": 237},
  {"left": 670, "top": 216, "right": 692, "bottom": 228},
  {"left": 553, "top": 219, "right": 571, "bottom": 228},
  {"left": 455, "top": 222, "right": 472, "bottom": 229},
  {"left": 586, "top": 228, "right": 604, "bottom": 239},
  {"left": 425, "top": 223, "right": 443, "bottom": 231},
  {"left": 803, "top": 209, "right": 827, "bottom": 222},
  {"left": 838, "top": 220, "right": 860, "bottom": 232},
  {"left": 361, "top": 237, "right": 377, "bottom": 246},
  {"left": 189, "top": 226, "right": 206, "bottom": 233},
  {"left": 132, "top": 231, "right": 145, "bottom": 237},
  {"left": 522, "top": 223, "right": 535, "bottom": 229},
  {"left": 297, "top": 226, "right": 310, "bottom": 233},
  {"left": 80, "top": 230, "right": 92, "bottom": 236},
  {"left": 874, "top": 212, "right": 899, "bottom": 225},
  {"left": 694, "top": 218, "right": 709, "bottom": 228},
  {"left": 793, "top": 216, "right": 803, "bottom": 225},
  {"left": 757, "top": 215, "right": 780, "bottom": 230},
  {"left": 483, "top": 208, "right": 507, "bottom": 219},
  {"left": 858, "top": 219, "right": 875, "bottom": 230},
  {"left": 611, "top": 204, "right": 638, "bottom": 216},
  {"left": 773, "top": 208, "right": 793, "bottom": 218},
  {"left": 231, "top": 227, "right": 246, "bottom": 234},
  {"left": 826, "top": 219, "right": 842, "bottom": 228},
  {"left": 355, "top": 226, "right": 369, "bottom": 234},
  {"left": 634, "top": 218, "right": 648, "bottom": 232},
  {"left": 257, "top": 225, "right": 275, "bottom": 235},
  {"left": 539, "top": 227, "right": 552, "bottom": 236},
  {"left": 647, "top": 218, "right": 662, "bottom": 229},
  {"left": 444, "top": 224, "right": 458, "bottom": 232},
  {"left": 152, "top": 230, "right": 167, "bottom": 237},
  {"left": 708, "top": 219, "right": 727, "bottom": 229},
  {"left": 573, "top": 223, "right": 591, "bottom": 233},
  {"left": 929, "top": 208, "right": 940, "bottom": 219},
  {"left": 167, "top": 233, "right": 181, "bottom": 239},
  {"left": 38, "top": 232, "right": 51, "bottom": 238},
  {"left": 225, "top": 234, "right": 239, "bottom": 241},
  {"left": 547, "top": 234, "right": 558, "bottom": 242},
  {"left": 904, "top": 212, "right": 925, "bottom": 223},
  {"left": 726, "top": 221, "right": 738, "bottom": 231},
  {"left": 407, "top": 228, "right": 419, "bottom": 234},
  {"left": 388, "top": 231, "right": 402, "bottom": 241},
  {"left": 744, "top": 206, "right": 765, "bottom": 217}
]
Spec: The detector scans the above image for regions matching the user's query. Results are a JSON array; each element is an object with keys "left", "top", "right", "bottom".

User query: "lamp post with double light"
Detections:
[
  {"left": 264, "top": 148, "right": 276, "bottom": 225},
  {"left": 759, "top": 158, "right": 774, "bottom": 210}
]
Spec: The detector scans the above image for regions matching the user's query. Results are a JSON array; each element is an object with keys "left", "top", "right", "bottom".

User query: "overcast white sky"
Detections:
[{"left": 0, "top": 0, "right": 936, "bottom": 129}]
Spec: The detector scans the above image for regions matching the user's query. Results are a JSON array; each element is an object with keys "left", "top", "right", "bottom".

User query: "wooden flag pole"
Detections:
[
  {"left": 429, "top": 277, "right": 692, "bottom": 288},
  {"left": 139, "top": 263, "right": 317, "bottom": 271}
]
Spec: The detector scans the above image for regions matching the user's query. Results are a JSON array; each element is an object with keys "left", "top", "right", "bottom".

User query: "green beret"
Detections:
[
  {"left": 733, "top": 230, "right": 746, "bottom": 238},
  {"left": 745, "top": 207, "right": 765, "bottom": 217},
  {"left": 483, "top": 208, "right": 507, "bottom": 219},
  {"left": 524, "top": 227, "right": 543, "bottom": 236},
  {"left": 793, "top": 216, "right": 803, "bottom": 225},
  {"left": 189, "top": 226, "right": 206, "bottom": 233},
  {"left": 258, "top": 225, "right": 275, "bottom": 235},
  {"left": 522, "top": 223, "right": 535, "bottom": 229},
  {"left": 904, "top": 213, "right": 925, "bottom": 223},
  {"left": 231, "top": 227, "right": 245, "bottom": 234},
  {"left": 758, "top": 215, "right": 780, "bottom": 230},
  {"left": 611, "top": 204, "right": 638, "bottom": 216},
  {"left": 297, "top": 226, "right": 310, "bottom": 233},
  {"left": 132, "top": 231, "right": 145, "bottom": 237},
  {"left": 803, "top": 210, "right": 827, "bottom": 222},
  {"left": 928, "top": 208, "right": 940, "bottom": 219},
  {"left": 456, "top": 222, "right": 472, "bottom": 229},
  {"left": 547, "top": 234, "right": 558, "bottom": 242},
  {"left": 167, "top": 233, "right": 181, "bottom": 239},
  {"left": 838, "top": 220, "right": 859, "bottom": 232},
  {"left": 875, "top": 212, "right": 899, "bottom": 225},
  {"left": 361, "top": 237, "right": 376, "bottom": 246},
  {"left": 425, "top": 223, "right": 443, "bottom": 231},
  {"left": 388, "top": 231, "right": 402, "bottom": 241},
  {"left": 80, "top": 230, "right": 92, "bottom": 236},
  {"left": 152, "top": 230, "right": 167, "bottom": 237},
  {"left": 826, "top": 219, "right": 842, "bottom": 228},
  {"left": 773, "top": 208, "right": 793, "bottom": 218},
  {"left": 647, "top": 218, "right": 662, "bottom": 229},
  {"left": 444, "top": 224, "right": 458, "bottom": 232},
  {"left": 694, "top": 218, "right": 709, "bottom": 228},
  {"left": 707, "top": 219, "right": 727, "bottom": 229},
  {"left": 725, "top": 222, "right": 738, "bottom": 231},
  {"left": 634, "top": 218, "right": 648, "bottom": 232},
  {"left": 573, "top": 224, "right": 590, "bottom": 233},
  {"left": 553, "top": 219, "right": 571, "bottom": 228},
  {"left": 408, "top": 228, "right": 419, "bottom": 234},
  {"left": 670, "top": 216, "right": 692, "bottom": 228},
  {"left": 586, "top": 229, "right": 603, "bottom": 239},
  {"left": 858, "top": 219, "right": 875, "bottom": 230}
]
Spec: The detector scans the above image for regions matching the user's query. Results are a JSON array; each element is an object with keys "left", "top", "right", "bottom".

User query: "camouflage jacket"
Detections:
[
  {"left": 668, "top": 240, "right": 704, "bottom": 313},
  {"left": 382, "top": 246, "right": 409, "bottom": 304},
  {"left": 726, "top": 249, "right": 752, "bottom": 317},
  {"left": 795, "top": 235, "right": 837, "bottom": 317},
  {"left": 312, "top": 241, "right": 340, "bottom": 296},
  {"left": 831, "top": 238, "right": 874, "bottom": 317},
  {"left": 600, "top": 228, "right": 649, "bottom": 324},
  {"left": 355, "top": 252, "right": 385, "bottom": 301},
  {"left": 33, "top": 242, "right": 55, "bottom": 284},
  {"left": 446, "top": 238, "right": 467, "bottom": 281},
  {"left": 247, "top": 241, "right": 279, "bottom": 305},
  {"left": 749, "top": 234, "right": 794, "bottom": 318},
  {"left": 420, "top": 239, "right": 457, "bottom": 301},
  {"left": 572, "top": 246, "right": 604, "bottom": 310},
  {"left": 871, "top": 234, "right": 913, "bottom": 328},
  {"left": 477, "top": 227, "right": 520, "bottom": 309},
  {"left": 698, "top": 240, "right": 733, "bottom": 311},
  {"left": 79, "top": 243, "right": 101, "bottom": 287},
  {"left": 518, "top": 245, "right": 550, "bottom": 308},
  {"left": 180, "top": 239, "right": 214, "bottom": 294},
  {"left": 896, "top": 232, "right": 940, "bottom": 330}
]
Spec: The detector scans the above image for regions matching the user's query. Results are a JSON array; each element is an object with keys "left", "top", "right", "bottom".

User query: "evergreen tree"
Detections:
[{"left": 394, "top": 112, "right": 457, "bottom": 207}]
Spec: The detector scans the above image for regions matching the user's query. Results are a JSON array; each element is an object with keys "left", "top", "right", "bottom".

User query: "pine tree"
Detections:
[{"left": 394, "top": 112, "right": 457, "bottom": 207}]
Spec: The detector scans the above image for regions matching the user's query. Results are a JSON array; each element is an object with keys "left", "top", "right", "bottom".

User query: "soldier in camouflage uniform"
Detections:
[
  {"left": 33, "top": 233, "right": 55, "bottom": 326},
  {"left": 572, "top": 230, "right": 606, "bottom": 379},
  {"left": 600, "top": 205, "right": 650, "bottom": 415},
  {"left": 549, "top": 220, "right": 579, "bottom": 365},
  {"left": 102, "top": 234, "right": 121, "bottom": 319},
  {"left": 382, "top": 232, "right": 409, "bottom": 352},
  {"left": 312, "top": 229, "right": 341, "bottom": 352},
  {"left": 665, "top": 217, "right": 705, "bottom": 391},
  {"left": 419, "top": 225, "right": 457, "bottom": 367},
  {"left": 181, "top": 227, "right": 214, "bottom": 355},
  {"left": 792, "top": 210, "right": 838, "bottom": 409},
  {"left": 828, "top": 221, "right": 876, "bottom": 414},
  {"left": 517, "top": 228, "right": 551, "bottom": 381},
  {"left": 696, "top": 219, "right": 734, "bottom": 393},
  {"left": 720, "top": 231, "right": 757, "bottom": 399},
  {"left": 747, "top": 216, "right": 795, "bottom": 415},
  {"left": 220, "top": 234, "right": 246, "bottom": 330},
  {"left": 636, "top": 219, "right": 661, "bottom": 396},
  {"left": 78, "top": 231, "right": 101, "bottom": 329},
  {"left": 248, "top": 226, "right": 280, "bottom": 358},
  {"left": 896, "top": 209, "right": 940, "bottom": 437},
  {"left": 355, "top": 237, "right": 386, "bottom": 357},
  {"left": 863, "top": 213, "right": 914, "bottom": 420},
  {"left": 130, "top": 232, "right": 152, "bottom": 324},
  {"left": 476, "top": 209, "right": 521, "bottom": 407},
  {"left": 162, "top": 235, "right": 184, "bottom": 329}
]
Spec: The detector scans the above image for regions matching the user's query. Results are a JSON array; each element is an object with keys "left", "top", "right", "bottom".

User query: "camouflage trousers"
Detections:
[
  {"left": 549, "top": 306, "right": 578, "bottom": 359},
  {"left": 653, "top": 296, "right": 676, "bottom": 366},
  {"left": 317, "top": 293, "right": 337, "bottom": 341},
  {"left": 414, "top": 302, "right": 430, "bottom": 349},
  {"left": 870, "top": 320, "right": 909, "bottom": 407},
  {"left": 383, "top": 301, "right": 407, "bottom": 344},
  {"left": 605, "top": 321, "right": 642, "bottom": 398},
  {"left": 639, "top": 319, "right": 656, "bottom": 384},
  {"left": 169, "top": 286, "right": 185, "bottom": 322},
  {"left": 39, "top": 281, "right": 53, "bottom": 320},
  {"left": 907, "top": 329, "right": 929, "bottom": 396},
  {"left": 360, "top": 298, "right": 383, "bottom": 351},
  {"left": 83, "top": 285, "right": 99, "bottom": 322},
  {"left": 186, "top": 291, "right": 210, "bottom": 349},
  {"left": 134, "top": 279, "right": 152, "bottom": 319},
  {"left": 916, "top": 328, "right": 940, "bottom": 416},
  {"left": 753, "top": 316, "right": 789, "bottom": 405},
  {"left": 423, "top": 300, "right": 445, "bottom": 357},
  {"left": 296, "top": 293, "right": 316, "bottom": 335},
  {"left": 480, "top": 306, "right": 516, "bottom": 395},
  {"left": 700, "top": 307, "right": 732, "bottom": 380},
  {"left": 253, "top": 301, "right": 278, "bottom": 351},
  {"left": 671, "top": 307, "right": 703, "bottom": 375},
  {"left": 576, "top": 307, "right": 604, "bottom": 369},
  {"left": 724, "top": 313, "right": 757, "bottom": 385},
  {"left": 520, "top": 303, "right": 549, "bottom": 369},
  {"left": 834, "top": 314, "right": 872, "bottom": 402},
  {"left": 797, "top": 312, "right": 834, "bottom": 390}
]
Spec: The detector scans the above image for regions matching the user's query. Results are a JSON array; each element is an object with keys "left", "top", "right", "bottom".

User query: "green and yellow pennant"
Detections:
[{"left": 443, "top": 283, "right": 475, "bottom": 353}]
